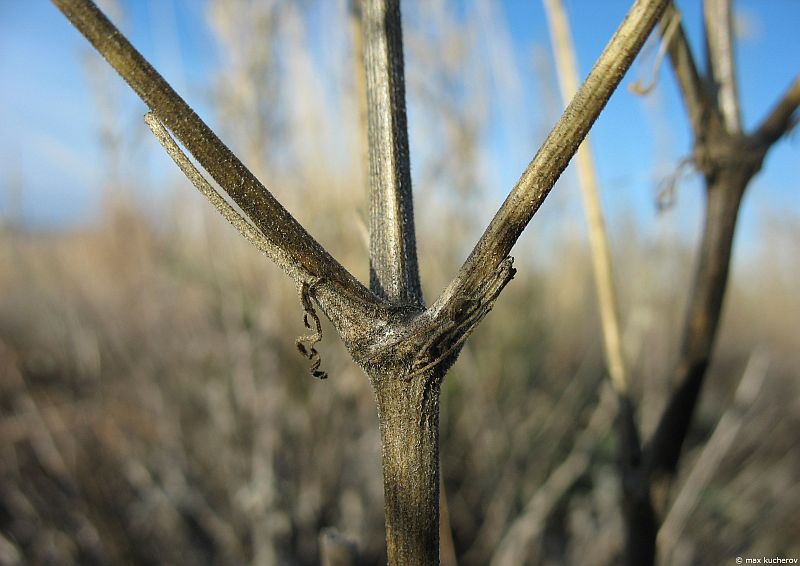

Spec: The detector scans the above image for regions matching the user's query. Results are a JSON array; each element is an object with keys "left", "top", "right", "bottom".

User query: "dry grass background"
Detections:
[{"left": 1, "top": 1, "right": 798, "bottom": 564}]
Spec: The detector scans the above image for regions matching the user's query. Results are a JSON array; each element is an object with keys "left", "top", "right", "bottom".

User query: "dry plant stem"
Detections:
[
  {"left": 144, "top": 114, "right": 275, "bottom": 263},
  {"left": 51, "top": 0, "right": 384, "bottom": 342},
  {"left": 545, "top": 0, "right": 656, "bottom": 564},
  {"left": 543, "top": 0, "right": 629, "bottom": 395},
  {"left": 658, "top": 4, "right": 718, "bottom": 141},
  {"left": 647, "top": 17, "right": 799, "bottom": 495},
  {"left": 543, "top": 3, "right": 650, "bottom": 564},
  {"left": 54, "top": 0, "right": 677, "bottom": 563},
  {"left": 348, "top": 0, "right": 371, "bottom": 208},
  {"left": 658, "top": 351, "right": 769, "bottom": 564},
  {"left": 374, "top": 371, "right": 443, "bottom": 565},
  {"left": 434, "top": 0, "right": 670, "bottom": 318},
  {"left": 628, "top": 8, "right": 681, "bottom": 96},
  {"left": 752, "top": 77, "right": 800, "bottom": 146},
  {"left": 362, "top": 1, "right": 437, "bottom": 563},
  {"left": 646, "top": 165, "right": 749, "bottom": 484},
  {"left": 618, "top": 393, "right": 658, "bottom": 566},
  {"left": 363, "top": 0, "right": 423, "bottom": 306},
  {"left": 704, "top": 0, "right": 741, "bottom": 133},
  {"left": 625, "top": 9, "right": 798, "bottom": 565}
]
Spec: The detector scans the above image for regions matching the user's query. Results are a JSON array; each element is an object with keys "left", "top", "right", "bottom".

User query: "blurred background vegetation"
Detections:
[{"left": 1, "top": 1, "right": 798, "bottom": 564}]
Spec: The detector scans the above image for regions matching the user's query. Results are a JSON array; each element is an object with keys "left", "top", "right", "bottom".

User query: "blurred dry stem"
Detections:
[
  {"left": 704, "top": 0, "right": 741, "bottom": 134},
  {"left": 658, "top": 349, "right": 769, "bottom": 563},
  {"left": 7, "top": 0, "right": 793, "bottom": 564},
  {"left": 628, "top": 7, "right": 681, "bottom": 96},
  {"left": 614, "top": 2, "right": 800, "bottom": 564},
  {"left": 542, "top": 0, "right": 629, "bottom": 397}
]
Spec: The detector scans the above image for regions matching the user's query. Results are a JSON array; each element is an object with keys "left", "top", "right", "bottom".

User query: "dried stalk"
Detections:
[
  {"left": 620, "top": 5, "right": 799, "bottom": 565},
  {"left": 543, "top": 0, "right": 629, "bottom": 397},
  {"left": 704, "top": 0, "right": 741, "bottom": 133},
  {"left": 363, "top": 0, "right": 423, "bottom": 306},
  {"left": 52, "top": 0, "right": 673, "bottom": 563},
  {"left": 51, "top": 0, "right": 385, "bottom": 348},
  {"left": 433, "top": 0, "right": 670, "bottom": 321},
  {"left": 658, "top": 351, "right": 768, "bottom": 564}
]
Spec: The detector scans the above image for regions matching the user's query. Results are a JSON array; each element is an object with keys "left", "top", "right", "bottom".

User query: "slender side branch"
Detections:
[
  {"left": 433, "top": 0, "right": 670, "bottom": 315},
  {"left": 52, "top": 0, "right": 384, "bottom": 339},
  {"left": 659, "top": 4, "right": 718, "bottom": 140},
  {"left": 751, "top": 76, "right": 800, "bottom": 147},
  {"left": 704, "top": 0, "right": 741, "bottom": 133},
  {"left": 144, "top": 113, "right": 279, "bottom": 266},
  {"left": 363, "top": 0, "right": 423, "bottom": 306}
]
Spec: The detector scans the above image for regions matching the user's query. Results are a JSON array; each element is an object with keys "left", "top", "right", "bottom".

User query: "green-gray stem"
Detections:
[
  {"left": 363, "top": 0, "right": 423, "bottom": 306},
  {"left": 374, "top": 372, "right": 443, "bottom": 565}
]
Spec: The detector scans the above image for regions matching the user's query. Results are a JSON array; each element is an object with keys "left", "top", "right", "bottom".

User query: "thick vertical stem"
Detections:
[
  {"left": 617, "top": 396, "right": 657, "bottom": 566},
  {"left": 374, "top": 373, "right": 442, "bottom": 565},
  {"left": 678, "top": 173, "right": 746, "bottom": 371},
  {"left": 363, "top": 0, "right": 423, "bottom": 305},
  {"left": 646, "top": 170, "right": 747, "bottom": 490},
  {"left": 624, "top": 170, "right": 750, "bottom": 566}
]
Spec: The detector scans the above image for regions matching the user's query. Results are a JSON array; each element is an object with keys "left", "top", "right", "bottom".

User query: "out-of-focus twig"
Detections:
[
  {"left": 320, "top": 528, "right": 359, "bottom": 566},
  {"left": 752, "top": 76, "right": 800, "bottom": 147},
  {"left": 542, "top": 0, "right": 629, "bottom": 397},
  {"left": 658, "top": 3, "right": 719, "bottom": 141},
  {"left": 490, "top": 384, "right": 617, "bottom": 566},
  {"left": 629, "top": 7, "right": 681, "bottom": 96},
  {"left": 658, "top": 350, "right": 769, "bottom": 564}
]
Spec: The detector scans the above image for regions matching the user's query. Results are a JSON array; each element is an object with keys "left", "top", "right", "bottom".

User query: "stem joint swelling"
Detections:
[
  {"left": 364, "top": 257, "right": 516, "bottom": 383},
  {"left": 692, "top": 132, "right": 766, "bottom": 184}
]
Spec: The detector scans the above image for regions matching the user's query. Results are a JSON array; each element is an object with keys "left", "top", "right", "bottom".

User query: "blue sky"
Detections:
[{"left": 0, "top": 0, "right": 797, "bottom": 252}]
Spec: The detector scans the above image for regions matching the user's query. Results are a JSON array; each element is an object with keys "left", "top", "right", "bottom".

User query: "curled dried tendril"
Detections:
[
  {"left": 296, "top": 278, "right": 328, "bottom": 380},
  {"left": 655, "top": 157, "right": 695, "bottom": 212},
  {"left": 628, "top": 8, "right": 681, "bottom": 97},
  {"left": 144, "top": 114, "right": 330, "bottom": 380}
]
